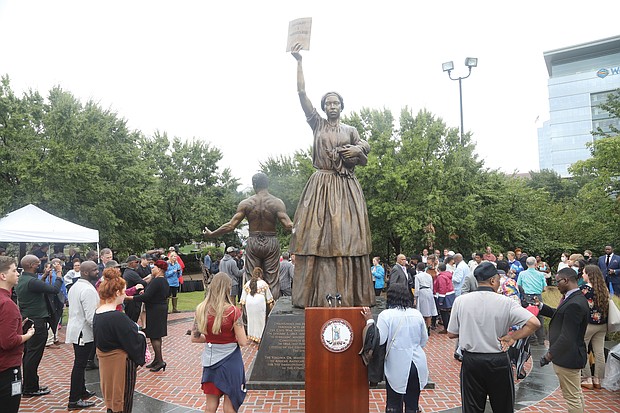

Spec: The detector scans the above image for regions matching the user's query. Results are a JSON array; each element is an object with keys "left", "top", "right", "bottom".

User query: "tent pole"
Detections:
[{"left": 19, "top": 243, "right": 26, "bottom": 262}]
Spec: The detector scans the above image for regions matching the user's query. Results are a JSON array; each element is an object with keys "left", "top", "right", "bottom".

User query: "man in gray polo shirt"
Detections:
[{"left": 447, "top": 262, "right": 540, "bottom": 413}]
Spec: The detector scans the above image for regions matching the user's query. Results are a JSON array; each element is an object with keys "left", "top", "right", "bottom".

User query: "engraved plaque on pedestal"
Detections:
[{"left": 247, "top": 296, "right": 306, "bottom": 389}]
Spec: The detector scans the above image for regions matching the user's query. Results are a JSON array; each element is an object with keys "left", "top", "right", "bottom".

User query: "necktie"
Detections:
[
  {"left": 558, "top": 295, "right": 566, "bottom": 306},
  {"left": 607, "top": 254, "right": 611, "bottom": 267}
]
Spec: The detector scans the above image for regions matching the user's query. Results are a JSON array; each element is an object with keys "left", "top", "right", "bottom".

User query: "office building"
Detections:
[{"left": 538, "top": 36, "right": 620, "bottom": 176}]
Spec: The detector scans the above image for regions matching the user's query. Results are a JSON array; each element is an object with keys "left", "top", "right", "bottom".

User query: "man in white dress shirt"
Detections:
[{"left": 65, "top": 261, "right": 99, "bottom": 410}]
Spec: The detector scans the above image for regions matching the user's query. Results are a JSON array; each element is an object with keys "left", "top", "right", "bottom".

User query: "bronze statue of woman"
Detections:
[{"left": 289, "top": 43, "right": 375, "bottom": 308}]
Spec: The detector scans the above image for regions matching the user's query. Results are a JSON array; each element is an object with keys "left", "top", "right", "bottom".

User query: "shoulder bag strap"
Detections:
[{"left": 386, "top": 315, "right": 405, "bottom": 357}]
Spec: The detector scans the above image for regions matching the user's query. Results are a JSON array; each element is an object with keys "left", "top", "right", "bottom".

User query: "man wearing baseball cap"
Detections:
[
  {"left": 123, "top": 255, "right": 147, "bottom": 322},
  {"left": 219, "top": 247, "right": 242, "bottom": 300},
  {"left": 447, "top": 262, "right": 540, "bottom": 413}
]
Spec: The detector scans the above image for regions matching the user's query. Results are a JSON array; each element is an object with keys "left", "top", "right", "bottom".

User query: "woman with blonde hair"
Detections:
[
  {"left": 580, "top": 264, "right": 610, "bottom": 389},
  {"left": 93, "top": 267, "right": 146, "bottom": 413},
  {"left": 166, "top": 253, "right": 182, "bottom": 313},
  {"left": 240, "top": 267, "right": 274, "bottom": 343},
  {"left": 191, "top": 273, "right": 248, "bottom": 413}
]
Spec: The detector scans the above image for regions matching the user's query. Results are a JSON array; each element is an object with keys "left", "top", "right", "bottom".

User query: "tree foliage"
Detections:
[
  {"left": 260, "top": 106, "right": 576, "bottom": 262},
  {"left": 594, "top": 88, "right": 620, "bottom": 137},
  {"left": 569, "top": 134, "right": 620, "bottom": 251},
  {"left": 0, "top": 76, "right": 239, "bottom": 254},
  {"left": 3, "top": 73, "right": 617, "bottom": 266}
]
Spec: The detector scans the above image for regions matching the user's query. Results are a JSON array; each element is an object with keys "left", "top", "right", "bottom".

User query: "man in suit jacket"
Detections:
[
  {"left": 390, "top": 254, "right": 409, "bottom": 289},
  {"left": 538, "top": 268, "right": 589, "bottom": 413},
  {"left": 598, "top": 245, "right": 620, "bottom": 296}
]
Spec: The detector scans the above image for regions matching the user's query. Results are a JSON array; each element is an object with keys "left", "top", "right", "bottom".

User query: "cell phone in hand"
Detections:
[{"left": 22, "top": 319, "right": 34, "bottom": 334}]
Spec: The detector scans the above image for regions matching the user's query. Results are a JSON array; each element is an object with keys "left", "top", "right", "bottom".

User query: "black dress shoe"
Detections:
[
  {"left": 85, "top": 360, "right": 99, "bottom": 370},
  {"left": 68, "top": 399, "right": 95, "bottom": 410},
  {"left": 23, "top": 388, "right": 51, "bottom": 397},
  {"left": 81, "top": 389, "right": 96, "bottom": 399},
  {"left": 39, "top": 386, "right": 49, "bottom": 392},
  {"left": 149, "top": 361, "right": 167, "bottom": 372}
]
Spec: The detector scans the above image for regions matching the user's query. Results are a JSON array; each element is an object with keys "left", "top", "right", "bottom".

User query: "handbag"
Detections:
[
  {"left": 376, "top": 317, "right": 404, "bottom": 383},
  {"left": 361, "top": 315, "right": 404, "bottom": 385},
  {"left": 608, "top": 298, "right": 620, "bottom": 333}
]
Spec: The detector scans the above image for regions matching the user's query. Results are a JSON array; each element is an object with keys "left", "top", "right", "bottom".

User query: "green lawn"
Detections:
[
  {"left": 61, "top": 290, "right": 205, "bottom": 324},
  {"left": 177, "top": 290, "right": 206, "bottom": 312}
]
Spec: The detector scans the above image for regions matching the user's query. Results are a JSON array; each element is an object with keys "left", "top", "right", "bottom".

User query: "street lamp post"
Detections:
[{"left": 442, "top": 57, "right": 478, "bottom": 144}]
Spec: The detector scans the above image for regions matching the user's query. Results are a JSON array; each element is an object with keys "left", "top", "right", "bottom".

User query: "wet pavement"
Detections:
[{"left": 20, "top": 310, "right": 620, "bottom": 412}]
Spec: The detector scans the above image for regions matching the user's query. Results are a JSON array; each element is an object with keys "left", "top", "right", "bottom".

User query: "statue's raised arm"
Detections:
[{"left": 291, "top": 43, "right": 314, "bottom": 118}]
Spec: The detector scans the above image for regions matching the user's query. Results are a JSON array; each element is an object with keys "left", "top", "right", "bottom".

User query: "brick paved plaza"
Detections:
[{"left": 20, "top": 311, "right": 620, "bottom": 413}]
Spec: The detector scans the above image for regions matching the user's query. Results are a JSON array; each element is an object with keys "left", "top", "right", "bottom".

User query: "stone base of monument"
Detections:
[
  {"left": 247, "top": 296, "right": 305, "bottom": 389},
  {"left": 246, "top": 296, "right": 435, "bottom": 390}
]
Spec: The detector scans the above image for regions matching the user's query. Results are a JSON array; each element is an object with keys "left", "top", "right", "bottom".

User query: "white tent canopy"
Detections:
[{"left": 0, "top": 204, "right": 99, "bottom": 243}]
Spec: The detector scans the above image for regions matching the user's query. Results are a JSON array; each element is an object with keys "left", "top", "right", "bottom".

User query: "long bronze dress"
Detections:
[{"left": 290, "top": 108, "right": 375, "bottom": 307}]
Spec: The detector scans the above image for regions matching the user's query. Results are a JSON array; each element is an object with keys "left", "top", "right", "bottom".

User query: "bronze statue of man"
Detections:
[
  {"left": 204, "top": 172, "right": 292, "bottom": 300},
  {"left": 289, "top": 43, "right": 375, "bottom": 308}
]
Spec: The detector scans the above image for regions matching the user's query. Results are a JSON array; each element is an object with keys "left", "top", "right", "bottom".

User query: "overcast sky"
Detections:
[{"left": 2, "top": 1, "right": 619, "bottom": 189}]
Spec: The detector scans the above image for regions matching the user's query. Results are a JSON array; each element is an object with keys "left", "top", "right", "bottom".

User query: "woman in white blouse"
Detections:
[{"left": 362, "top": 283, "right": 429, "bottom": 413}]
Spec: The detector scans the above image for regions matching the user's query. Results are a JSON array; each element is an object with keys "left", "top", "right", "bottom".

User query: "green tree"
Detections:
[
  {"left": 570, "top": 135, "right": 620, "bottom": 251},
  {"left": 0, "top": 75, "right": 46, "bottom": 213},
  {"left": 526, "top": 169, "right": 578, "bottom": 202},
  {"left": 350, "top": 107, "right": 483, "bottom": 259},
  {"left": 0, "top": 77, "right": 240, "bottom": 254},
  {"left": 144, "top": 132, "right": 241, "bottom": 249},
  {"left": 474, "top": 171, "right": 569, "bottom": 260},
  {"left": 594, "top": 89, "right": 620, "bottom": 137}
]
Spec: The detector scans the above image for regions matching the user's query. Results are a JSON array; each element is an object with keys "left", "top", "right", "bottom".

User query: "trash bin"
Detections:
[{"left": 602, "top": 343, "right": 620, "bottom": 391}]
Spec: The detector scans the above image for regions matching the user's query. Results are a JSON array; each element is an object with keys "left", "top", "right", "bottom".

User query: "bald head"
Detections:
[
  {"left": 454, "top": 253, "right": 463, "bottom": 263},
  {"left": 80, "top": 260, "right": 99, "bottom": 281},
  {"left": 20, "top": 254, "right": 40, "bottom": 272}
]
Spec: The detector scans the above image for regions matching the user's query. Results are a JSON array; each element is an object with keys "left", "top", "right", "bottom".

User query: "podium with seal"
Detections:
[{"left": 305, "top": 306, "right": 369, "bottom": 413}]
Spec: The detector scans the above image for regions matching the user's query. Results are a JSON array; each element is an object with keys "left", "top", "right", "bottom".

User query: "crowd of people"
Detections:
[
  {"left": 0, "top": 244, "right": 188, "bottom": 412},
  {"left": 0, "top": 242, "right": 618, "bottom": 413},
  {"left": 363, "top": 244, "right": 620, "bottom": 413}
]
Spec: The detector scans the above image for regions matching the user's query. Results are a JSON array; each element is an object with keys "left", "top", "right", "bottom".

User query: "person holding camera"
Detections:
[
  {"left": 598, "top": 245, "right": 620, "bottom": 296},
  {"left": 447, "top": 262, "right": 540, "bottom": 413},
  {"left": 0, "top": 256, "right": 36, "bottom": 413},
  {"left": 15, "top": 254, "right": 63, "bottom": 398},
  {"left": 537, "top": 268, "right": 589, "bottom": 413}
]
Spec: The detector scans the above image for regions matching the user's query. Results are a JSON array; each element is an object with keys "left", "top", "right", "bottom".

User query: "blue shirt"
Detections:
[
  {"left": 508, "top": 260, "right": 524, "bottom": 281},
  {"left": 203, "top": 254, "right": 212, "bottom": 270},
  {"left": 372, "top": 265, "right": 385, "bottom": 289},
  {"left": 165, "top": 262, "right": 182, "bottom": 287},
  {"left": 377, "top": 308, "right": 429, "bottom": 392},
  {"left": 452, "top": 261, "right": 470, "bottom": 296},
  {"left": 40, "top": 270, "right": 67, "bottom": 301},
  {"left": 516, "top": 268, "right": 546, "bottom": 294}
]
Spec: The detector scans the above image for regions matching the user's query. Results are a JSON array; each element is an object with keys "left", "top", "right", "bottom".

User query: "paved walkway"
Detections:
[{"left": 21, "top": 311, "right": 620, "bottom": 412}]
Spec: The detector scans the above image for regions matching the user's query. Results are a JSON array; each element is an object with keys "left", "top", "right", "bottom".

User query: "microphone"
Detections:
[
  {"left": 326, "top": 294, "right": 334, "bottom": 307},
  {"left": 335, "top": 293, "right": 342, "bottom": 307}
]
